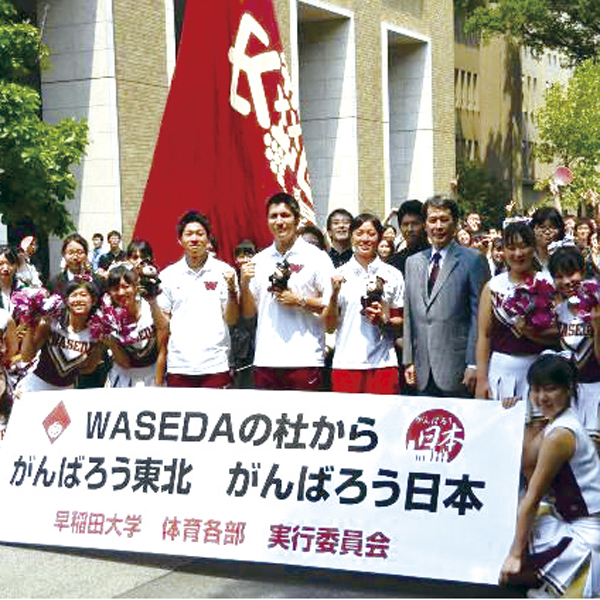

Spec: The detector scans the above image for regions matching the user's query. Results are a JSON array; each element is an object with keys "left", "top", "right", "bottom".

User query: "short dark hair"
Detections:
[
  {"left": 397, "top": 199, "right": 424, "bottom": 225},
  {"left": 326, "top": 208, "right": 353, "bottom": 231},
  {"left": 575, "top": 218, "right": 595, "bottom": 244},
  {"left": 126, "top": 239, "right": 153, "bottom": 261},
  {"left": 530, "top": 207, "right": 565, "bottom": 240},
  {"left": 107, "top": 265, "right": 139, "bottom": 291},
  {"left": 61, "top": 233, "right": 88, "bottom": 256},
  {"left": 527, "top": 353, "right": 577, "bottom": 398},
  {"left": 176, "top": 210, "right": 212, "bottom": 239},
  {"left": 92, "top": 233, "right": 103, "bottom": 241},
  {"left": 0, "top": 245, "right": 19, "bottom": 265},
  {"left": 503, "top": 222, "right": 535, "bottom": 248},
  {"left": 423, "top": 195, "right": 459, "bottom": 223},
  {"left": 107, "top": 230, "right": 121, "bottom": 240},
  {"left": 266, "top": 192, "right": 300, "bottom": 221},
  {"left": 548, "top": 246, "right": 585, "bottom": 278},
  {"left": 64, "top": 279, "right": 99, "bottom": 306},
  {"left": 350, "top": 213, "right": 384, "bottom": 240},
  {"left": 298, "top": 224, "right": 326, "bottom": 251}
]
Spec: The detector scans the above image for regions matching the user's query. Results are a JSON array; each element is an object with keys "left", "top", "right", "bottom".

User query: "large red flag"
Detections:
[{"left": 134, "top": 0, "right": 315, "bottom": 268}]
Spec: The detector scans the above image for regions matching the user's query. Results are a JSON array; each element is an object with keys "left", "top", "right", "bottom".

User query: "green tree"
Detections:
[
  {"left": 455, "top": 157, "right": 510, "bottom": 229},
  {"left": 464, "top": 0, "right": 600, "bottom": 66},
  {"left": 0, "top": 0, "right": 88, "bottom": 238},
  {"left": 534, "top": 59, "right": 600, "bottom": 213}
]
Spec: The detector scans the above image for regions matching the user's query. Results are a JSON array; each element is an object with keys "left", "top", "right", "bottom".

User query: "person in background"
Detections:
[
  {"left": 298, "top": 224, "right": 327, "bottom": 251},
  {"left": 389, "top": 199, "right": 430, "bottom": 275},
  {"left": 17, "top": 236, "right": 42, "bottom": 288},
  {"left": 240, "top": 192, "right": 334, "bottom": 391},
  {"left": 325, "top": 213, "right": 404, "bottom": 394},
  {"left": 470, "top": 232, "right": 490, "bottom": 257},
  {"left": 125, "top": 239, "right": 154, "bottom": 272},
  {"left": 563, "top": 213, "right": 577, "bottom": 238},
  {"left": 230, "top": 240, "right": 257, "bottom": 389},
  {"left": 47, "top": 233, "right": 104, "bottom": 298},
  {"left": 382, "top": 225, "right": 398, "bottom": 250},
  {"left": 488, "top": 236, "right": 506, "bottom": 276},
  {"left": 97, "top": 230, "right": 126, "bottom": 277},
  {"left": 574, "top": 217, "right": 600, "bottom": 279},
  {"left": 326, "top": 208, "right": 353, "bottom": 268},
  {"left": 456, "top": 227, "right": 472, "bottom": 247},
  {"left": 0, "top": 246, "right": 24, "bottom": 314},
  {"left": 89, "top": 233, "right": 104, "bottom": 272},
  {"left": 465, "top": 211, "right": 482, "bottom": 236},
  {"left": 403, "top": 196, "right": 490, "bottom": 397},
  {"left": 530, "top": 206, "right": 565, "bottom": 273},
  {"left": 499, "top": 354, "right": 600, "bottom": 598},
  {"left": 158, "top": 210, "right": 238, "bottom": 388},
  {"left": 376, "top": 238, "right": 394, "bottom": 262}
]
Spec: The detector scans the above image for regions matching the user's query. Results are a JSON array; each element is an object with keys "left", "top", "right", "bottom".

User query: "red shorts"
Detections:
[
  {"left": 253, "top": 367, "right": 323, "bottom": 392},
  {"left": 167, "top": 371, "right": 232, "bottom": 389},
  {"left": 331, "top": 367, "right": 399, "bottom": 395}
]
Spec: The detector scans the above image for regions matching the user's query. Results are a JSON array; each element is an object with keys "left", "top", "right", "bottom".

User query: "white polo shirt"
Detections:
[
  {"left": 250, "top": 237, "right": 334, "bottom": 368},
  {"left": 158, "top": 255, "right": 237, "bottom": 375},
  {"left": 332, "top": 257, "right": 404, "bottom": 370}
]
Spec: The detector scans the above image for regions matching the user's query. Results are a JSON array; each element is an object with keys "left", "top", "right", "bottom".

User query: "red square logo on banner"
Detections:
[{"left": 42, "top": 401, "right": 71, "bottom": 444}]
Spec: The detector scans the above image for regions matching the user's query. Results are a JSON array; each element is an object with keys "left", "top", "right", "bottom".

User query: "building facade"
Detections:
[
  {"left": 35, "top": 0, "right": 455, "bottom": 270},
  {"left": 454, "top": 9, "right": 572, "bottom": 212}
]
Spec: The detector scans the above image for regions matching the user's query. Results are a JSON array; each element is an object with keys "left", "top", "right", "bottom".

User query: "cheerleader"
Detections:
[
  {"left": 476, "top": 222, "right": 555, "bottom": 415},
  {"left": 500, "top": 354, "right": 600, "bottom": 597},
  {"left": 18, "top": 280, "right": 103, "bottom": 392},
  {"left": 549, "top": 245, "right": 600, "bottom": 448},
  {"left": 104, "top": 265, "right": 168, "bottom": 387}
]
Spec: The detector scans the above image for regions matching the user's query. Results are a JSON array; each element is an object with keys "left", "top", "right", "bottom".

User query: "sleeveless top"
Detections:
[
  {"left": 545, "top": 407, "right": 600, "bottom": 521},
  {"left": 119, "top": 299, "right": 158, "bottom": 368},
  {"left": 556, "top": 300, "right": 600, "bottom": 383},
  {"left": 34, "top": 319, "right": 95, "bottom": 387},
  {"left": 489, "top": 271, "right": 552, "bottom": 355}
]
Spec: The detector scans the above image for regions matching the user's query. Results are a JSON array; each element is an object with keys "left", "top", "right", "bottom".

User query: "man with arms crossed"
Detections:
[
  {"left": 403, "top": 196, "right": 489, "bottom": 397},
  {"left": 240, "top": 192, "right": 334, "bottom": 391},
  {"left": 158, "top": 210, "right": 238, "bottom": 388}
]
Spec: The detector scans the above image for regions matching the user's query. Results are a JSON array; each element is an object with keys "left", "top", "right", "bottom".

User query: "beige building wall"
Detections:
[
  {"left": 454, "top": 20, "right": 572, "bottom": 212},
  {"left": 40, "top": 0, "right": 454, "bottom": 269}
]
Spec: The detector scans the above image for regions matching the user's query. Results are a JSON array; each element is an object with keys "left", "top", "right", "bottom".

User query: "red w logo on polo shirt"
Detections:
[
  {"left": 289, "top": 263, "right": 304, "bottom": 273},
  {"left": 205, "top": 281, "right": 218, "bottom": 290}
]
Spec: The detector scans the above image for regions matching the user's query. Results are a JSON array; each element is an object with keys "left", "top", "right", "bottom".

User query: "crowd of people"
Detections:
[{"left": 0, "top": 192, "right": 598, "bottom": 595}]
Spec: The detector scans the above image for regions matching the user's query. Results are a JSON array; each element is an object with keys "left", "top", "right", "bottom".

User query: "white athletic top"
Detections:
[
  {"left": 545, "top": 407, "right": 600, "bottom": 520},
  {"left": 158, "top": 255, "right": 237, "bottom": 375},
  {"left": 250, "top": 237, "right": 334, "bottom": 368},
  {"left": 332, "top": 257, "right": 404, "bottom": 370}
]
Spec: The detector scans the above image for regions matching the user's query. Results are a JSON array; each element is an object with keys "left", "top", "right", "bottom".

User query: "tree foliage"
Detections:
[
  {"left": 0, "top": 0, "right": 88, "bottom": 238},
  {"left": 464, "top": 0, "right": 600, "bottom": 66},
  {"left": 534, "top": 59, "right": 600, "bottom": 213},
  {"left": 455, "top": 157, "right": 510, "bottom": 229}
]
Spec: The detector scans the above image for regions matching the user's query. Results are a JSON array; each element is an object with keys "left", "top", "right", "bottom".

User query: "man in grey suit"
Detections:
[{"left": 403, "top": 196, "right": 490, "bottom": 397}]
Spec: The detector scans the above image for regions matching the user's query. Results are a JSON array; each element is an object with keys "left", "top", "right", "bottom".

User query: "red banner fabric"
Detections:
[{"left": 134, "top": 0, "right": 315, "bottom": 269}]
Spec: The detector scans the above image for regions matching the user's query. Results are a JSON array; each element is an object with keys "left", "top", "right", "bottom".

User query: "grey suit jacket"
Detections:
[{"left": 403, "top": 240, "right": 490, "bottom": 393}]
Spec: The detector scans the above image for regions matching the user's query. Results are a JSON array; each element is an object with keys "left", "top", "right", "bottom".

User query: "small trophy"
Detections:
[
  {"left": 268, "top": 259, "right": 291, "bottom": 293},
  {"left": 138, "top": 260, "right": 162, "bottom": 298},
  {"left": 361, "top": 275, "right": 384, "bottom": 313}
]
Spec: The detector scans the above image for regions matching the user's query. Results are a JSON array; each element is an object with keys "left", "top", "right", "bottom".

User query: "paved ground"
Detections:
[{"left": 0, "top": 542, "right": 526, "bottom": 598}]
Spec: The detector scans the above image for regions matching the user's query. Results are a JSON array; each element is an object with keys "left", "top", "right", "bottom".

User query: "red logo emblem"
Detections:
[
  {"left": 289, "top": 263, "right": 304, "bottom": 273},
  {"left": 43, "top": 401, "right": 71, "bottom": 444},
  {"left": 406, "top": 409, "right": 464, "bottom": 463},
  {"left": 204, "top": 281, "right": 218, "bottom": 290}
]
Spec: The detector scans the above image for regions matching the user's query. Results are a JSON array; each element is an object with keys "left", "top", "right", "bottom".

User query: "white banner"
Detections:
[{"left": 0, "top": 388, "right": 525, "bottom": 585}]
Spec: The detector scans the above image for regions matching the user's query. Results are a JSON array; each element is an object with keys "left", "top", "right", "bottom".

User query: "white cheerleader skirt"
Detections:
[
  {"left": 488, "top": 352, "right": 540, "bottom": 420},
  {"left": 108, "top": 363, "right": 156, "bottom": 388}
]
